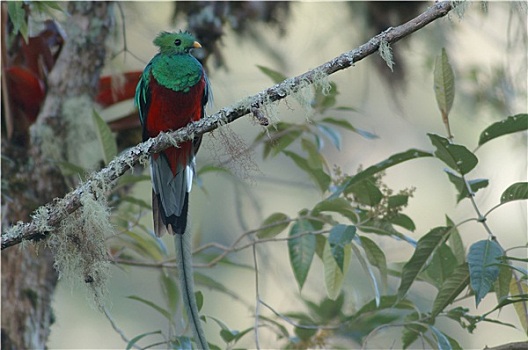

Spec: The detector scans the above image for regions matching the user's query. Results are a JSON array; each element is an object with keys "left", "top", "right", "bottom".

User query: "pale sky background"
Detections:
[{"left": 48, "top": 2, "right": 527, "bottom": 349}]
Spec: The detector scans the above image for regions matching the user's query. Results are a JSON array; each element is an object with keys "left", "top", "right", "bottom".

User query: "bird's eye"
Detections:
[{"left": 174, "top": 39, "right": 181, "bottom": 46}]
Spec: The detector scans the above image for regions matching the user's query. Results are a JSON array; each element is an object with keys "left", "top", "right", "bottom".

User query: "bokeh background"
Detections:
[{"left": 47, "top": 2, "right": 526, "bottom": 349}]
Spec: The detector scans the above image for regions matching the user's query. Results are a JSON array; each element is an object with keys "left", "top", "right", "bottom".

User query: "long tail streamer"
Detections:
[{"left": 174, "top": 230, "right": 209, "bottom": 350}]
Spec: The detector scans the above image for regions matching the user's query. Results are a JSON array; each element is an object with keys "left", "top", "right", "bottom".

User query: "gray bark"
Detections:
[{"left": 1, "top": 2, "right": 113, "bottom": 349}]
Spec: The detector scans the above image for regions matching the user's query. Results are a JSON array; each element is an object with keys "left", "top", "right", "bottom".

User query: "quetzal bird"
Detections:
[{"left": 135, "top": 31, "right": 211, "bottom": 349}]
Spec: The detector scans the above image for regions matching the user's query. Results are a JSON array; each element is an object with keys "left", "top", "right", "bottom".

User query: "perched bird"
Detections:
[
  {"left": 135, "top": 31, "right": 211, "bottom": 349},
  {"left": 135, "top": 31, "right": 211, "bottom": 237}
]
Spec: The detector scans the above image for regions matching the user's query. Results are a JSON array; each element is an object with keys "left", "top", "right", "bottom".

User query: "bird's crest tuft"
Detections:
[{"left": 153, "top": 31, "right": 199, "bottom": 54}]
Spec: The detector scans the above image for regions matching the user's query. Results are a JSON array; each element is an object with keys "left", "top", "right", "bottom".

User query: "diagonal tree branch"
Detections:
[{"left": 1, "top": 1, "right": 453, "bottom": 250}]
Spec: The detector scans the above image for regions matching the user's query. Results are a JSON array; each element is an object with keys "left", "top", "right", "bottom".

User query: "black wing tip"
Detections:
[{"left": 153, "top": 192, "right": 189, "bottom": 236}]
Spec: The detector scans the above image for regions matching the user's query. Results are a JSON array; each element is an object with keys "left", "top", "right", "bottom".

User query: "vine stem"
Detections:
[
  {"left": 102, "top": 306, "right": 141, "bottom": 350},
  {"left": 252, "top": 244, "right": 261, "bottom": 350},
  {"left": 462, "top": 172, "right": 496, "bottom": 239}
]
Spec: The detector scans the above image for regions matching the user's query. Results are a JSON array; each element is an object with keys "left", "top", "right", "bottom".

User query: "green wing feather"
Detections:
[{"left": 135, "top": 60, "right": 153, "bottom": 139}]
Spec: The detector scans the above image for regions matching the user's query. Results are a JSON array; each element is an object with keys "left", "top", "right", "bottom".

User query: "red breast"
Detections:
[{"left": 147, "top": 74, "right": 206, "bottom": 175}]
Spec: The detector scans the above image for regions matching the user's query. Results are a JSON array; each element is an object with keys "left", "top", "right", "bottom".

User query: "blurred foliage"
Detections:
[
  {"left": 104, "top": 57, "right": 527, "bottom": 348},
  {"left": 2, "top": 2, "right": 527, "bottom": 350},
  {"left": 171, "top": 1, "right": 291, "bottom": 68},
  {"left": 172, "top": 0, "right": 427, "bottom": 88}
]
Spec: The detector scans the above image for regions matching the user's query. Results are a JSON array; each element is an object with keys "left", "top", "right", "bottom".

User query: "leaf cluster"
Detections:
[{"left": 100, "top": 58, "right": 527, "bottom": 349}]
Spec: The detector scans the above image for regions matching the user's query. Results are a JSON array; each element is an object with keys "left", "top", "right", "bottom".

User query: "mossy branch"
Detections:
[{"left": 1, "top": 1, "right": 453, "bottom": 250}]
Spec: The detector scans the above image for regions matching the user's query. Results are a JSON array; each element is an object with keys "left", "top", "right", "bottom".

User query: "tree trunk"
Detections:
[{"left": 1, "top": 2, "right": 113, "bottom": 349}]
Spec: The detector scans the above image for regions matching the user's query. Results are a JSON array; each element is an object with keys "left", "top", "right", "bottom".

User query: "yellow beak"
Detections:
[{"left": 193, "top": 41, "right": 202, "bottom": 49}]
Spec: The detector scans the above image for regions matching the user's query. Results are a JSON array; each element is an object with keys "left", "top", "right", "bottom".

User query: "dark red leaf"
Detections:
[
  {"left": 6, "top": 66, "right": 45, "bottom": 122},
  {"left": 96, "top": 71, "right": 142, "bottom": 107}
]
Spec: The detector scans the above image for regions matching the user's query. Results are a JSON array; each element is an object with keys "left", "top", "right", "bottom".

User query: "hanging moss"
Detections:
[{"left": 46, "top": 189, "right": 112, "bottom": 309}]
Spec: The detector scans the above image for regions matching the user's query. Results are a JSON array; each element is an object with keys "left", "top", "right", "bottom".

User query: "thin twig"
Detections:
[
  {"left": 193, "top": 229, "right": 328, "bottom": 269},
  {"left": 102, "top": 306, "right": 141, "bottom": 349},
  {"left": 462, "top": 174, "right": 496, "bottom": 238},
  {"left": 259, "top": 299, "right": 341, "bottom": 331}
]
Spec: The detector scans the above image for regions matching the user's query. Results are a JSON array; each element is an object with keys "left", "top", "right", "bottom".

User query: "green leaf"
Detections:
[
  {"left": 31, "top": 1, "right": 65, "bottom": 18},
  {"left": 494, "top": 264, "right": 512, "bottom": 302},
  {"left": 316, "top": 124, "right": 342, "bottom": 150},
  {"left": 93, "top": 110, "right": 117, "bottom": 165},
  {"left": 430, "top": 325, "right": 453, "bottom": 350},
  {"left": 195, "top": 291, "right": 204, "bottom": 312},
  {"left": 346, "top": 178, "right": 383, "bottom": 206},
  {"left": 126, "top": 330, "right": 162, "bottom": 350},
  {"left": 434, "top": 48, "right": 456, "bottom": 118},
  {"left": 467, "top": 239, "right": 503, "bottom": 306},
  {"left": 359, "top": 218, "right": 416, "bottom": 245},
  {"left": 312, "top": 197, "right": 357, "bottom": 223},
  {"left": 467, "top": 178, "right": 490, "bottom": 197},
  {"left": 315, "top": 234, "right": 327, "bottom": 260},
  {"left": 36, "top": 1, "right": 64, "bottom": 12},
  {"left": 423, "top": 243, "right": 457, "bottom": 289},
  {"left": 444, "top": 306, "right": 478, "bottom": 333},
  {"left": 259, "top": 315, "right": 290, "bottom": 339},
  {"left": 431, "top": 264, "right": 470, "bottom": 319},
  {"left": 219, "top": 328, "right": 237, "bottom": 343},
  {"left": 444, "top": 333, "right": 463, "bottom": 350},
  {"left": 320, "top": 117, "right": 378, "bottom": 139},
  {"left": 121, "top": 195, "right": 152, "bottom": 209},
  {"left": 388, "top": 194, "right": 409, "bottom": 208},
  {"left": 359, "top": 236, "right": 388, "bottom": 289},
  {"left": 313, "top": 81, "right": 338, "bottom": 112},
  {"left": 207, "top": 315, "right": 231, "bottom": 333},
  {"left": 160, "top": 270, "right": 179, "bottom": 314},
  {"left": 257, "top": 212, "right": 290, "bottom": 239},
  {"left": 351, "top": 242, "right": 381, "bottom": 307},
  {"left": 398, "top": 227, "right": 451, "bottom": 300},
  {"left": 294, "top": 323, "right": 318, "bottom": 341},
  {"left": 389, "top": 213, "right": 416, "bottom": 232},
  {"left": 230, "top": 326, "right": 254, "bottom": 344},
  {"left": 127, "top": 295, "right": 171, "bottom": 320},
  {"left": 482, "top": 294, "right": 528, "bottom": 320},
  {"left": 174, "top": 336, "right": 193, "bottom": 349},
  {"left": 445, "top": 169, "right": 489, "bottom": 203},
  {"left": 320, "top": 117, "right": 357, "bottom": 131},
  {"left": 261, "top": 122, "right": 303, "bottom": 158},
  {"left": 206, "top": 315, "right": 251, "bottom": 344},
  {"left": 323, "top": 240, "right": 351, "bottom": 300},
  {"left": 56, "top": 161, "right": 89, "bottom": 179},
  {"left": 328, "top": 225, "right": 356, "bottom": 271},
  {"left": 348, "top": 295, "right": 415, "bottom": 321},
  {"left": 197, "top": 164, "right": 232, "bottom": 177},
  {"left": 331, "top": 149, "right": 433, "bottom": 199},
  {"left": 7, "top": 1, "right": 28, "bottom": 42},
  {"left": 305, "top": 293, "right": 345, "bottom": 322},
  {"left": 510, "top": 278, "right": 528, "bottom": 334},
  {"left": 446, "top": 216, "right": 465, "bottom": 265},
  {"left": 256, "top": 65, "right": 287, "bottom": 83},
  {"left": 288, "top": 220, "right": 316, "bottom": 291},
  {"left": 478, "top": 114, "right": 528, "bottom": 147},
  {"left": 120, "top": 230, "right": 165, "bottom": 261},
  {"left": 282, "top": 150, "right": 330, "bottom": 192},
  {"left": 194, "top": 273, "right": 240, "bottom": 300},
  {"left": 500, "top": 182, "right": 528, "bottom": 204},
  {"left": 402, "top": 322, "right": 428, "bottom": 349},
  {"left": 428, "top": 134, "right": 478, "bottom": 175},
  {"left": 301, "top": 138, "right": 328, "bottom": 169}
]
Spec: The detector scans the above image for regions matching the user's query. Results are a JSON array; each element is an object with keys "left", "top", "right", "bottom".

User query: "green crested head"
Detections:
[{"left": 153, "top": 31, "right": 202, "bottom": 55}]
